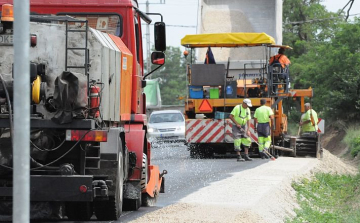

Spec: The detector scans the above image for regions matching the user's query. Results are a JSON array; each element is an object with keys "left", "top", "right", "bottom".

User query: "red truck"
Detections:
[{"left": 0, "top": 0, "right": 166, "bottom": 220}]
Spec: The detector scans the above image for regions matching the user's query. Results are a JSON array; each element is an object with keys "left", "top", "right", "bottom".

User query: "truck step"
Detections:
[{"left": 85, "top": 146, "right": 100, "bottom": 170}]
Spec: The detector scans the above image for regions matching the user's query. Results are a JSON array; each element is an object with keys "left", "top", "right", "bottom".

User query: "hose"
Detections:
[{"left": 0, "top": 74, "right": 13, "bottom": 142}]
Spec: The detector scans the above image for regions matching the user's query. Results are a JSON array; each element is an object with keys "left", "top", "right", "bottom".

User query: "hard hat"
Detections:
[
  {"left": 243, "top": 98, "right": 252, "bottom": 107},
  {"left": 1, "top": 4, "right": 14, "bottom": 22}
]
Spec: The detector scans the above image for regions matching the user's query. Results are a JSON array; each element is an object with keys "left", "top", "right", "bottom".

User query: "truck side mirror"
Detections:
[
  {"left": 154, "top": 22, "right": 166, "bottom": 52},
  {"left": 151, "top": 52, "right": 165, "bottom": 65}
]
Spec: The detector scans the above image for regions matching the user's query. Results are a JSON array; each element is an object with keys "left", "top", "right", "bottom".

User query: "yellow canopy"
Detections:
[
  {"left": 270, "top": 44, "right": 293, "bottom": 49},
  {"left": 181, "top": 32, "right": 276, "bottom": 48}
]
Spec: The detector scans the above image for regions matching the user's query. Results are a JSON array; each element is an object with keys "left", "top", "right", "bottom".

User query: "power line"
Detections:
[{"left": 284, "top": 13, "right": 360, "bottom": 25}]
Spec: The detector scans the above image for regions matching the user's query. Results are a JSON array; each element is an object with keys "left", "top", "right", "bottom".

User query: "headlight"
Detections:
[{"left": 148, "top": 127, "right": 157, "bottom": 133}]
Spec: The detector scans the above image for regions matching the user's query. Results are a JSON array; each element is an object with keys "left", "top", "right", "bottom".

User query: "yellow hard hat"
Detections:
[{"left": 1, "top": 4, "right": 14, "bottom": 22}]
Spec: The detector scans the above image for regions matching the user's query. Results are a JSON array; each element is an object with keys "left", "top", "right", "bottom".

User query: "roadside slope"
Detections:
[{"left": 130, "top": 150, "right": 357, "bottom": 223}]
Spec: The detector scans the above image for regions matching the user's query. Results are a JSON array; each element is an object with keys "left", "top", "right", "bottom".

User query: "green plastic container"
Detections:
[{"left": 209, "top": 88, "right": 219, "bottom": 99}]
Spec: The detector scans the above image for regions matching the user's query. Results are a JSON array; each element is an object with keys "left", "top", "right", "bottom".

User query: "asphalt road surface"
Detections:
[
  {"left": 1, "top": 143, "right": 267, "bottom": 223},
  {"left": 120, "top": 143, "right": 266, "bottom": 223}
]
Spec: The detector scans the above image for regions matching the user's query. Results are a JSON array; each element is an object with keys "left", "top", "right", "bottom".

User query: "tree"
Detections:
[
  {"left": 149, "top": 46, "right": 189, "bottom": 105},
  {"left": 283, "top": 0, "right": 340, "bottom": 57},
  {"left": 291, "top": 18, "right": 360, "bottom": 120}
]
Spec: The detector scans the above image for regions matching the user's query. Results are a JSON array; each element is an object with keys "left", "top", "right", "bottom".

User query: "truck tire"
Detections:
[
  {"left": 65, "top": 202, "right": 93, "bottom": 221},
  {"left": 94, "top": 144, "right": 124, "bottom": 220},
  {"left": 142, "top": 193, "right": 157, "bottom": 207},
  {"left": 140, "top": 153, "right": 148, "bottom": 190},
  {"left": 123, "top": 190, "right": 142, "bottom": 211},
  {"left": 122, "top": 153, "right": 147, "bottom": 211}
]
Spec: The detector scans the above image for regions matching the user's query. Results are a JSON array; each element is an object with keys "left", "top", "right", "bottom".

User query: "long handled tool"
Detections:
[
  {"left": 263, "top": 149, "right": 276, "bottom": 161},
  {"left": 245, "top": 130, "right": 276, "bottom": 161},
  {"left": 242, "top": 125, "right": 276, "bottom": 161}
]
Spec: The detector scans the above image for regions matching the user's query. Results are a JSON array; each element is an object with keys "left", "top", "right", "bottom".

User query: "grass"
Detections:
[
  {"left": 288, "top": 125, "right": 360, "bottom": 223},
  {"left": 343, "top": 125, "right": 360, "bottom": 157},
  {"left": 288, "top": 173, "right": 360, "bottom": 223}
]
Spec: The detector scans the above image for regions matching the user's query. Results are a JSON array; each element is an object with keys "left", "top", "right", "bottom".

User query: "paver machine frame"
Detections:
[{"left": 181, "top": 32, "right": 323, "bottom": 159}]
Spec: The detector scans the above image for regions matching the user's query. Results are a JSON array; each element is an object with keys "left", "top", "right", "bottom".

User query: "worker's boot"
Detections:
[
  {"left": 263, "top": 149, "right": 270, "bottom": 159},
  {"left": 263, "top": 152, "right": 270, "bottom": 159},
  {"left": 237, "top": 155, "right": 245, "bottom": 162},
  {"left": 244, "top": 154, "right": 253, "bottom": 161},
  {"left": 260, "top": 152, "right": 265, "bottom": 159}
]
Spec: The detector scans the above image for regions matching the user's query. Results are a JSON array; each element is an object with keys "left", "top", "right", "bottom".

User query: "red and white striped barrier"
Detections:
[{"left": 186, "top": 119, "right": 258, "bottom": 143}]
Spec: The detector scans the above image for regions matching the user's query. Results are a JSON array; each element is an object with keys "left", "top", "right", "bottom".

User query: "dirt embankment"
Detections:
[{"left": 130, "top": 149, "right": 357, "bottom": 223}]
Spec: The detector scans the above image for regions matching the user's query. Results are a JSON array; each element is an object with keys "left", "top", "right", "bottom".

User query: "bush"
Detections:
[
  {"left": 343, "top": 126, "right": 360, "bottom": 157},
  {"left": 350, "top": 137, "right": 360, "bottom": 157}
]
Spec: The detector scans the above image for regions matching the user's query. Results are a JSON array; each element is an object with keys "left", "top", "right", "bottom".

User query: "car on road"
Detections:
[{"left": 147, "top": 110, "right": 186, "bottom": 145}]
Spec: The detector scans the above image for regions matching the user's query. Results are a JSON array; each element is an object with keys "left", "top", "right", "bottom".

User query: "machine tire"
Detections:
[
  {"left": 94, "top": 141, "right": 124, "bottom": 220},
  {"left": 142, "top": 193, "right": 157, "bottom": 207},
  {"left": 123, "top": 190, "right": 142, "bottom": 211},
  {"left": 65, "top": 202, "right": 93, "bottom": 221},
  {"left": 140, "top": 153, "right": 148, "bottom": 190}
]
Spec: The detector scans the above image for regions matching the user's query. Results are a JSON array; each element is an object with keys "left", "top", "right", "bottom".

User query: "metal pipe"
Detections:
[
  {"left": 13, "top": 0, "right": 30, "bottom": 222},
  {"left": 272, "top": 145, "right": 294, "bottom": 153}
]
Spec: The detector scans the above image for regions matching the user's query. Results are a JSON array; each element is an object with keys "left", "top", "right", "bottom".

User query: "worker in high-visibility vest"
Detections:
[
  {"left": 300, "top": 103, "right": 318, "bottom": 133},
  {"left": 254, "top": 99, "right": 274, "bottom": 159},
  {"left": 229, "top": 99, "right": 253, "bottom": 162}
]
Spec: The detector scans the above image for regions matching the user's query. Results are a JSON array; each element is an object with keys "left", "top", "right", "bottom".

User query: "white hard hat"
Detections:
[{"left": 243, "top": 98, "right": 252, "bottom": 107}]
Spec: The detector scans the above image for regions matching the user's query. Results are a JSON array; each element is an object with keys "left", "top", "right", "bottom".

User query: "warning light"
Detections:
[
  {"left": 66, "top": 130, "right": 108, "bottom": 142},
  {"left": 1, "top": 4, "right": 14, "bottom": 22},
  {"left": 79, "top": 185, "right": 87, "bottom": 193},
  {"left": 198, "top": 99, "right": 212, "bottom": 112}
]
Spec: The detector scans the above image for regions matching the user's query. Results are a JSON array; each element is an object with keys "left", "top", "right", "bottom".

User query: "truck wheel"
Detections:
[
  {"left": 140, "top": 153, "right": 148, "bottom": 190},
  {"left": 94, "top": 149, "right": 124, "bottom": 220},
  {"left": 65, "top": 202, "right": 93, "bottom": 221},
  {"left": 123, "top": 190, "right": 142, "bottom": 211},
  {"left": 142, "top": 193, "right": 157, "bottom": 207}
]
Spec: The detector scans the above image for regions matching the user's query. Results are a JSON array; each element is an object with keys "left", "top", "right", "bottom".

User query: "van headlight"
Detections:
[{"left": 148, "top": 127, "right": 158, "bottom": 133}]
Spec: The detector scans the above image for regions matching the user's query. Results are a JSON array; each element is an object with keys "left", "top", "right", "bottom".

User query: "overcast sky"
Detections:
[{"left": 139, "top": 0, "right": 360, "bottom": 50}]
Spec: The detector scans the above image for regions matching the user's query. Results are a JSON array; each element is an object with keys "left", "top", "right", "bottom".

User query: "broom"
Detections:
[{"left": 263, "top": 148, "right": 276, "bottom": 161}]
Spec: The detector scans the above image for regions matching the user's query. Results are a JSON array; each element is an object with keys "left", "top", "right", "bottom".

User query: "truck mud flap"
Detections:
[
  {"left": 0, "top": 176, "right": 93, "bottom": 202},
  {"left": 160, "top": 177, "right": 165, "bottom": 193}
]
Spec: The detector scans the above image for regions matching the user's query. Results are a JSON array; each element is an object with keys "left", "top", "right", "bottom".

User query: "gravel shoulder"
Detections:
[{"left": 130, "top": 150, "right": 357, "bottom": 223}]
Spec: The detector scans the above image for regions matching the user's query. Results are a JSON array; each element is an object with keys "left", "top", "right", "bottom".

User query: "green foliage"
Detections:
[
  {"left": 284, "top": 0, "right": 360, "bottom": 121},
  {"left": 343, "top": 125, "right": 360, "bottom": 157},
  {"left": 289, "top": 173, "right": 360, "bottom": 223},
  {"left": 283, "top": 0, "right": 340, "bottom": 57},
  {"left": 149, "top": 46, "right": 192, "bottom": 105}
]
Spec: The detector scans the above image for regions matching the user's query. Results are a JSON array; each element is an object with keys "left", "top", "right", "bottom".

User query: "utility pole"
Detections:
[{"left": 13, "top": 0, "right": 30, "bottom": 222}]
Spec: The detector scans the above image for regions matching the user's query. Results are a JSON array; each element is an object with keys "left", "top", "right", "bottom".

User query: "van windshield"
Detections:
[{"left": 149, "top": 113, "right": 184, "bottom": 123}]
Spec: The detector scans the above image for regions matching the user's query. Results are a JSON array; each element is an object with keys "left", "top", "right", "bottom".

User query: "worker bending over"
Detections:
[
  {"left": 229, "top": 99, "right": 253, "bottom": 162},
  {"left": 254, "top": 99, "right": 274, "bottom": 159}
]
